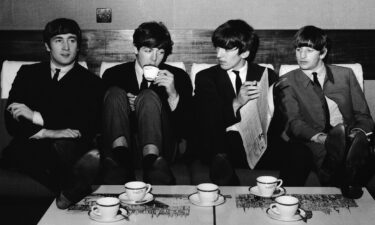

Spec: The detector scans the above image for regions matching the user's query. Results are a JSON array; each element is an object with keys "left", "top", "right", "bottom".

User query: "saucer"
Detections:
[
  {"left": 119, "top": 192, "right": 154, "bottom": 205},
  {"left": 188, "top": 193, "right": 225, "bottom": 207},
  {"left": 88, "top": 208, "right": 127, "bottom": 223},
  {"left": 266, "top": 208, "right": 306, "bottom": 222},
  {"left": 249, "top": 186, "right": 286, "bottom": 198}
]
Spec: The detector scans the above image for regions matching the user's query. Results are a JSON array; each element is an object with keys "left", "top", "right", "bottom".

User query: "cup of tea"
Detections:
[
  {"left": 256, "top": 176, "right": 283, "bottom": 197},
  {"left": 124, "top": 181, "right": 152, "bottom": 201},
  {"left": 143, "top": 65, "right": 159, "bottom": 81},
  {"left": 269, "top": 195, "right": 299, "bottom": 219},
  {"left": 197, "top": 183, "right": 220, "bottom": 204},
  {"left": 90, "top": 197, "right": 127, "bottom": 221}
]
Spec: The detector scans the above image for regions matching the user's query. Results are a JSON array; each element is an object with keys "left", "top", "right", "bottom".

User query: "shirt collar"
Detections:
[
  {"left": 50, "top": 61, "right": 74, "bottom": 77},
  {"left": 135, "top": 60, "right": 143, "bottom": 77},
  {"left": 135, "top": 60, "right": 145, "bottom": 85},
  {"left": 302, "top": 63, "right": 326, "bottom": 81},
  {"left": 227, "top": 61, "right": 248, "bottom": 77}
]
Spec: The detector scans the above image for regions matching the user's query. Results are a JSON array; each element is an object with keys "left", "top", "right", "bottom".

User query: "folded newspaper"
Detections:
[{"left": 234, "top": 68, "right": 273, "bottom": 169}]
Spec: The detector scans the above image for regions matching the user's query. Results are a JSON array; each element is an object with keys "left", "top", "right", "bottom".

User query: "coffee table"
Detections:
[{"left": 38, "top": 185, "right": 375, "bottom": 225}]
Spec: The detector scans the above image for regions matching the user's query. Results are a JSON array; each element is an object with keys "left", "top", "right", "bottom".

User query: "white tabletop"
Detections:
[{"left": 38, "top": 185, "right": 375, "bottom": 225}]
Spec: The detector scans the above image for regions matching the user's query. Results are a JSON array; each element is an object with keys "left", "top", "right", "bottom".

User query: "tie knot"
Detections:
[
  {"left": 312, "top": 72, "right": 322, "bottom": 89},
  {"left": 233, "top": 70, "right": 240, "bottom": 76},
  {"left": 53, "top": 69, "right": 61, "bottom": 82}
]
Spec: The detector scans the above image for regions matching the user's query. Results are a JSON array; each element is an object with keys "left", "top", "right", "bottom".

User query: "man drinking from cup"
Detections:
[{"left": 101, "top": 21, "right": 193, "bottom": 185}]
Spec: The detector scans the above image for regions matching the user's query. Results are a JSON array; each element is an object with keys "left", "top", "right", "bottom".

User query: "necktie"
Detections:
[
  {"left": 52, "top": 69, "right": 61, "bottom": 83},
  {"left": 234, "top": 70, "right": 241, "bottom": 95},
  {"left": 140, "top": 75, "right": 148, "bottom": 90},
  {"left": 312, "top": 72, "right": 322, "bottom": 89},
  {"left": 312, "top": 72, "right": 331, "bottom": 131}
]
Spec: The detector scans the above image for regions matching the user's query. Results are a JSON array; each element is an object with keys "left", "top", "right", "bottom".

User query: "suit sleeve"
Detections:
[
  {"left": 278, "top": 78, "right": 320, "bottom": 141},
  {"left": 5, "top": 66, "right": 43, "bottom": 138},
  {"left": 170, "top": 68, "right": 193, "bottom": 139}
]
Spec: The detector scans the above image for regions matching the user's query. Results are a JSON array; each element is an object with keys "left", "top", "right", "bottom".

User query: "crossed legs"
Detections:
[{"left": 102, "top": 87, "right": 175, "bottom": 185}]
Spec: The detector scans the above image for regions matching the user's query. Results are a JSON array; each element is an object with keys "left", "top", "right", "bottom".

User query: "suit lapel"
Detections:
[
  {"left": 128, "top": 61, "right": 141, "bottom": 93},
  {"left": 245, "top": 63, "right": 255, "bottom": 81},
  {"left": 216, "top": 66, "right": 236, "bottom": 99},
  {"left": 295, "top": 69, "right": 314, "bottom": 88},
  {"left": 323, "top": 65, "right": 335, "bottom": 90}
]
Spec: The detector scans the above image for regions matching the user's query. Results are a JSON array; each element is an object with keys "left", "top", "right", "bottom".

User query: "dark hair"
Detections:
[
  {"left": 43, "top": 18, "right": 82, "bottom": 48},
  {"left": 294, "top": 25, "right": 329, "bottom": 53},
  {"left": 212, "top": 19, "right": 257, "bottom": 57},
  {"left": 133, "top": 21, "right": 173, "bottom": 57}
]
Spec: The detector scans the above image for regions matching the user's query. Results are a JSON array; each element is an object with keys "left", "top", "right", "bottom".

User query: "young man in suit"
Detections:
[
  {"left": 194, "top": 19, "right": 279, "bottom": 185},
  {"left": 278, "top": 25, "right": 374, "bottom": 198},
  {"left": 3, "top": 18, "right": 103, "bottom": 208},
  {"left": 102, "top": 21, "right": 193, "bottom": 185}
]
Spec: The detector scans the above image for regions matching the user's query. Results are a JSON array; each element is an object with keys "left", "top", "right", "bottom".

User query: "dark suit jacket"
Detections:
[
  {"left": 194, "top": 63, "right": 278, "bottom": 160},
  {"left": 5, "top": 62, "right": 103, "bottom": 142},
  {"left": 279, "top": 64, "right": 374, "bottom": 142},
  {"left": 102, "top": 61, "right": 193, "bottom": 139}
]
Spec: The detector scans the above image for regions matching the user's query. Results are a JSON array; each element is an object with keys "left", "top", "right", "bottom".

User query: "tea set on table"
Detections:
[
  {"left": 250, "top": 176, "right": 307, "bottom": 222},
  {"left": 88, "top": 176, "right": 307, "bottom": 223}
]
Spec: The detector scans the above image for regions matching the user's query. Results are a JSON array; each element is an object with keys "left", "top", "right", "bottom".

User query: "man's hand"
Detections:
[
  {"left": 43, "top": 129, "right": 81, "bottom": 139},
  {"left": 7, "top": 102, "right": 34, "bottom": 122},
  {"left": 311, "top": 133, "right": 327, "bottom": 144},
  {"left": 154, "top": 69, "right": 178, "bottom": 98},
  {"left": 316, "top": 133, "right": 327, "bottom": 144},
  {"left": 233, "top": 81, "right": 260, "bottom": 112},
  {"left": 127, "top": 93, "right": 137, "bottom": 111}
]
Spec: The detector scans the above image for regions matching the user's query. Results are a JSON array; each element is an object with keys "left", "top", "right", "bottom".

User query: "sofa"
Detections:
[
  {"left": 5, "top": 59, "right": 375, "bottom": 197},
  {"left": 1, "top": 28, "right": 375, "bottom": 201}
]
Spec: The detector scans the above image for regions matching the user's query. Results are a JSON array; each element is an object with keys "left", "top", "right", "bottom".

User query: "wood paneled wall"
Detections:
[{"left": 0, "top": 29, "right": 374, "bottom": 79}]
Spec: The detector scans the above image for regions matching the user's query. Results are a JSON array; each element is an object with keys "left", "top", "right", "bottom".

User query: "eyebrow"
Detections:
[{"left": 52, "top": 35, "right": 77, "bottom": 40}]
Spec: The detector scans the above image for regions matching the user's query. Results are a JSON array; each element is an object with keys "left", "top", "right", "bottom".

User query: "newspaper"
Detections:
[{"left": 234, "top": 68, "right": 272, "bottom": 169}]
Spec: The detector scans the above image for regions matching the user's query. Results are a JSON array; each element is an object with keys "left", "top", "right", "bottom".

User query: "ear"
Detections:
[
  {"left": 133, "top": 46, "right": 139, "bottom": 55},
  {"left": 320, "top": 48, "right": 328, "bottom": 59},
  {"left": 45, "top": 43, "right": 51, "bottom": 52},
  {"left": 240, "top": 50, "right": 250, "bottom": 59}
]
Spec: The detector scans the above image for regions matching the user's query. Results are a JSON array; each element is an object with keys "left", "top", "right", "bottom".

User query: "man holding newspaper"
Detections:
[{"left": 194, "top": 19, "right": 280, "bottom": 185}]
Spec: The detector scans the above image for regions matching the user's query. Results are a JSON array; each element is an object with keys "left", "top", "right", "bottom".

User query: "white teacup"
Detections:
[
  {"left": 91, "top": 197, "right": 127, "bottom": 220},
  {"left": 269, "top": 196, "right": 299, "bottom": 219},
  {"left": 124, "top": 181, "right": 152, "bottom": 201},
  {"left": 197, "top": 183, "right": 220, "bottom": 203},
  {"left": 256, "top": 176, "right": 283, "bottom": 197},
  {"left": 143, "top": 65, "right": 159, "bottom": 81}
]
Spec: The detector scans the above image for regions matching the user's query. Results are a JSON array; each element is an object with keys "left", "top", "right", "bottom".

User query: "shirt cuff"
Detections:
[
  {"left": 311, "top": 132, "right": 325, "bottom": 142},
  {"left": 32, "top": 111, "right": 44, "bottom": 126},
  {"left": 29, "top": 128, "right": 46, "bottom": 139},
  {"left": 350, "top": 128, "right": 367, "bottom": 136},
  {"left": 168, "top": 94, "right": 180, "bottom": 111}
]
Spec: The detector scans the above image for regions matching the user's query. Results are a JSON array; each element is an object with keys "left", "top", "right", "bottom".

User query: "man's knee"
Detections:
[
  {"left": 137, "top": 89, "right": 160, "bottom": 103},
  {"left": 104, "top": 87, "right": 127, "bottom": 104},
  {"left": 135, "top": 89, "right": 162, "bottom": 112}
]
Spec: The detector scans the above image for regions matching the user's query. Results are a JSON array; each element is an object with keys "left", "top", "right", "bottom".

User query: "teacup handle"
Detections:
[
  {"left": 91, "top": 205, "right": 101, "bottom": 216},
  {"left": 119, "top": 208, "right": 129, "bottom": 217},
  {"left": 269, "top": 203, "right": 280, "bottom": 215},
  {"left": 276, "top": 179, "right": 283, "bottom": 189},
  {"left": 215, "top": 189, "right": 221, "bottom": 201},
  {"left": 145, "top": 184, "right": 152, "bottom": 194}
]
